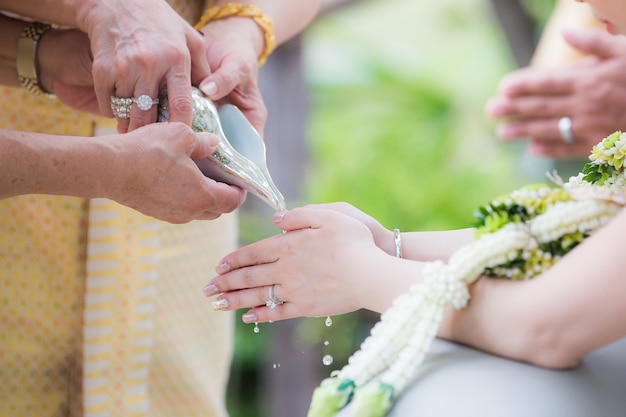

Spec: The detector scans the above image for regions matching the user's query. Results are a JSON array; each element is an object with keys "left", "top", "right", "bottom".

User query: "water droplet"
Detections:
[
  {"left": 322, "top": 354, "right": 334, "bottom": 366},
  {"left": 324, "top": 340, "right": 330, "bottom": 346},
  {"left": 253, "top": 322, "right": 260, "bottom": 334},
  {"left": 273, "top": 363, "right": 281, "bottom": 369},
  {"left": 325, "top": 316, "right": 332, "bottom": 327}
]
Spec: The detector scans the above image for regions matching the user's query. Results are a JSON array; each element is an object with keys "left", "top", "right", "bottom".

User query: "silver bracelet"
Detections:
[{"left": 393, "top": 228, "right": 402, "bottom": 258}]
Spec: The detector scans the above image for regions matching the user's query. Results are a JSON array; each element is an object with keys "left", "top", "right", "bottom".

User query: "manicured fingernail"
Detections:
[
  {"left": 212, "top": 298, "right": 229, "bottom": 311},
  {"left": 206, "top": 133, "right": 219, "bottom": 148},
  {"left": 201, "top": 81, "right": 217, "bottom": 97},
  {"left": 203, "top": 283, "right": 219, "bottom": 296},
  {"left": 242, "top": 312, "right": 257, "bottom": 323},
  {"left": 273, "top": 210, "right": 287, "bottom": 223},
  {"left": 216, "top": 262, "right": 230, "bottom": 274}
]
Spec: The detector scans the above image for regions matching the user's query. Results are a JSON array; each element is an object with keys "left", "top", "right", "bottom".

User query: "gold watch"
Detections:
[{"left": 16, "top": 21, "right": 54, "bottom": 96}]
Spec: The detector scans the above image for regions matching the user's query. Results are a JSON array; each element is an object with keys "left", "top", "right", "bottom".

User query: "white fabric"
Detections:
[{"left": 337, "top": 337, "right": 626, "bottom": 417}]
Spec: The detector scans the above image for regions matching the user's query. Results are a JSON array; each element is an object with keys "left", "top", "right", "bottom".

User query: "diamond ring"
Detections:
[
  {"left": 266, "top": 284, "right": 284, "bottom": 309},
  {"left": 558, "top": 116, "right": 575, "bottom": 144},
  {"left": 110, "top": 95, "right": 159, "bottom": 118},
  {"left": 133, "top": 94, "right": 159, "bottom": 111},
  {"left": 110, "top": 96, "right": 132, "bottom": 118}
]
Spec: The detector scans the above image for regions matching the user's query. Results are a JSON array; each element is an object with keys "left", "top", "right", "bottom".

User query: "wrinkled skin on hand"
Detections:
[
  {"left": 105, "top": 122, "right": 245, "bottom": 223},
  {"left": 198, "top": 18, "right": 268, "bottom": 135},
  {"left": 78, "top": 0, "right": 210, "bottom": 133},
  {"left": 63, "top": 1, "right": 271, "bottom": 136},
  {"left": 34, "top": 24, "right": 247, "bottom": 222}
]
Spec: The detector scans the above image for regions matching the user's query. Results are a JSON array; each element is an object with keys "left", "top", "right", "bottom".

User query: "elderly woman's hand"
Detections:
[
  {"left": 37, "top": 27, "right": 98, "bottom": 114},
  {"left": 103, "top": 122, "right": 245, "bottom": 223},
  {"left": 196, "top": 17, "right": 267, "bottom": 134},
  {"left": 75, "top": 0, "right": 210, "bottom": 133}
]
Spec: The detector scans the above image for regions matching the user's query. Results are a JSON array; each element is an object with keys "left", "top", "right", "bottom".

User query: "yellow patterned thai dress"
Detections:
[{"left": 0, "top": 1, "right": 236, "bottom": 416}]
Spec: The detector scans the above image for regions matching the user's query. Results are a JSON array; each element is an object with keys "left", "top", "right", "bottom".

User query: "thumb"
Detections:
[
  {"left": 189, "top": 132, "right": 219, "bottom": 161},
  {"left": 562, "top": 28, "right": 622, "bottom": 60},
  {"left": 199, "top": 56, "right": 244, "bottom": 101}
]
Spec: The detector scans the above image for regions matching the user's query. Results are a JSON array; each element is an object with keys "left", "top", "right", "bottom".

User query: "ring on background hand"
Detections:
[
  {"left": 558, "top": 116, "right": 575, "bottom": 144},
  {"left": 266, "top": 284, "right": 284, "bottom": 309}
]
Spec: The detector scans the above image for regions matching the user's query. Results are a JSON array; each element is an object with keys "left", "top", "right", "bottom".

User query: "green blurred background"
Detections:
[{"left": 228, "top": 0, "right": 555, "bottom": 415}]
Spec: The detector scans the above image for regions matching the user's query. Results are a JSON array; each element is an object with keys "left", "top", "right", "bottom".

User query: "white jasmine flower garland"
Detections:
[{"left": 307, "top": 132, "right": 626, "bottom": 417}]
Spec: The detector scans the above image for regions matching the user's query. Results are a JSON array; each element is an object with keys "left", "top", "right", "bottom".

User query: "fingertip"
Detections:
[
  {"left": 496, "top": 72, "right": 523, "bottom": 97},
  {"left": 528, "top": 141, "right": 548, "bottom": 157},
  {"left": 216, "top": 261, "right": 231, "bottom": 274},
  {"left": 484, "top": 99, "right": 502, "bottom": 118},
  {"left": 242, "top": 311, "right": 257, "bottom": 324},
  {"left": 272, "top": 210, "right": 287, "bottom": 225},
  {"left": 235, "top": 188, "right": 247, "bottom": 207},
  {"left": 203, "top": 283, "right": 219, "bottom": 296},
  {"left": 191, "top": 132, "right": 219, "bottom": 160},
  {"left": 562, "top": 27, "right": 612, "bottom": 57},
  {"left": 561, "top": 28, "right": 583, "bottom": 43},
  {"left": 495, "top": 123, "right": 516, "bottom": 140},
  {"left": 500, "top": 82, "right": 519, "bottom": 98},
  {"left": 200, "top": 81, "right": 217, "bottom": 98},
  {"left": 201, "top": 132, "right": 219, "bottom": 148}
]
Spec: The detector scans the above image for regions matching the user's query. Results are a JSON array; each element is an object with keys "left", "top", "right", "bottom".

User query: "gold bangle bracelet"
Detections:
[
  {"left": 195, "top": 3, "right": 276, "bottom": 66},
  {"left": 16, "top": 21, "right": 54, "bottom": 96}
]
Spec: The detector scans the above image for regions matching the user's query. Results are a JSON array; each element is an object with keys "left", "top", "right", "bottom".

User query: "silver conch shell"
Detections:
[{"left": 157, "top": 88, "right": 286, "bottom": 212}]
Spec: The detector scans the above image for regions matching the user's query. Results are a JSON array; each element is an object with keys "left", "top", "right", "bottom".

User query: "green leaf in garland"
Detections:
[
  {"left": 307, "top": 377, "right": 355, "bottom": 417},
  {"left": 348, "top": 382, "right": 394, "bottom": 417}
]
